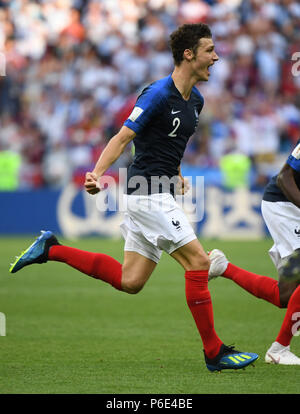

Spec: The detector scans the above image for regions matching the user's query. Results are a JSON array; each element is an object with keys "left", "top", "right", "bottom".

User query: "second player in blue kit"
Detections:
[{"left": 210, "top": 139, "right": 300, "bottom": 365}]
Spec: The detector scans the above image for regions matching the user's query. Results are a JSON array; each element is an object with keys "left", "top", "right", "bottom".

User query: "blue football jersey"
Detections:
[
  {"left": 123, "top": 74, "right": 204, "bottom": 195},
  {"left": 263, "top": 139, "right": 300, "bottom": 202}
]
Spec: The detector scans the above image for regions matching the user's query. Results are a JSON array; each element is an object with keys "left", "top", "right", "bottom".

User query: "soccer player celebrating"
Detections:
[
  {"left": 9, "top": 23, "right": 258, "bottom": 372},
  {"left": 209, "top": 139, "right": 300, "bottom": 365}
]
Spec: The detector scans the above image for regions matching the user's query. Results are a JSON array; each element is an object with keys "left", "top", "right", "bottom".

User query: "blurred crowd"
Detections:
[{"left": 0, "top": 0, "right": 299, "bottom": 190}]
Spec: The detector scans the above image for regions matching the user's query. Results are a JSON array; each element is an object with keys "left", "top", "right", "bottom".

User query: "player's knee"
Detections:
[
  {"left": 122, "top": 277, "right": 145, "bottom": 294},
  {"left": 185, "top": 254, "right": 210, "bottom": 271}
]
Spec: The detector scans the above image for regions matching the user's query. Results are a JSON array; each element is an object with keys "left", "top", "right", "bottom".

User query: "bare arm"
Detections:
[
  {"left": 85, "top": 126, "right": 136, "bottom": 194},
  {"left": 276, "top": 163, "right": 300, "bottom": 208},
  {"left": 176, "top": 165, "right": 190, "bottom": 195}
]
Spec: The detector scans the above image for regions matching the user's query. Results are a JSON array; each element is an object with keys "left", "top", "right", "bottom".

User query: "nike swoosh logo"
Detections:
[
  {"left": 194, "top": 299, "right": 211, "bottom": 305},
  {"left": 171, "top": 109, "right": 181, "bottom": 114},
  {"left": 267, "top": 353, "right": 280, "bottom": 364}
]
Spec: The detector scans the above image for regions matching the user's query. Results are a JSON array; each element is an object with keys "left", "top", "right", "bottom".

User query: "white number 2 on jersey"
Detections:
[{"left": 168, "top": 117, "right": 180, "bottom": 137}]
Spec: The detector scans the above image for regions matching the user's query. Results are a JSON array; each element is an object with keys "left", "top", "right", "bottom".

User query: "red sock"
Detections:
[
  {"left": 185, "top": 270, "right": 223, "bottom": 359},
  {"left": 223, "top": 263, "right": 281, "bottom": 308},
  {"left": 276, "top": 285, "right": 300, "bottom": 346},
  {"left": 48, "top": 245, "right": 123, "bottom": 291}
]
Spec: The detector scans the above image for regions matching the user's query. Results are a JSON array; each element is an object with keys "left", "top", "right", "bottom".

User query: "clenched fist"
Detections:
[{"left": 84, "top": 172, "right": 101, "bottom": 195}]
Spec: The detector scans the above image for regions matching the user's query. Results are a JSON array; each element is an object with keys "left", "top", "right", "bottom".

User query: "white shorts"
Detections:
[
  {"left": 261, "top": 200, "right": 300, "bottom": 270},
  {"left": 120, "top": 193, "right": 197, "bottom": 263}
]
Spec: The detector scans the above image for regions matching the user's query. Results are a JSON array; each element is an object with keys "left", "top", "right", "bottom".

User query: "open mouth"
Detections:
[{"left": 206, "top": 63, "right": 214, "bottom": 76}]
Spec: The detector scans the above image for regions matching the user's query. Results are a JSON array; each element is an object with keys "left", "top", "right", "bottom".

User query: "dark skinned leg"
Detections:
[{"left": 278, "top": 278, "right": 300, "bottom": 308}]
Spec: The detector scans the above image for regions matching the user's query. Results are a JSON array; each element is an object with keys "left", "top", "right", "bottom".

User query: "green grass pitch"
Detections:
[{"left": 1, "top": 236, "right": 300, "bottom": 394}]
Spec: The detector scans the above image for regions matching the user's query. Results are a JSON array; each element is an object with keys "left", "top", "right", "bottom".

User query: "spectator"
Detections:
[{"left": 0, "top": 0, "right": 298, "bottom": 189}]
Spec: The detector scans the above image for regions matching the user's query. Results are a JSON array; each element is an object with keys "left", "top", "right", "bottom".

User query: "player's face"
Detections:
[{"left": 191, "top": 38, "right": 219, "bottom": 81}]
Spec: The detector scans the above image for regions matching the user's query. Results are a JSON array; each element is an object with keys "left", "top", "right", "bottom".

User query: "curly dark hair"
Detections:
[{"left": 169, "top": 23, "right": 212, "bottom": 66}]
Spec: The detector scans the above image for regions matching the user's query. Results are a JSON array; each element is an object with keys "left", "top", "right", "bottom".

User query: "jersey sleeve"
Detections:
[
  {"left": 124, "top": 85, "right": 165, "bottom": 134},
  {"left": 287, "top": 140, "right": 300, "bottom": 173}
]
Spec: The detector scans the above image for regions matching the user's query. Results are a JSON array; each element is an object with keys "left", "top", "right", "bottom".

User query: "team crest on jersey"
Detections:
[
  {"left": 292, "top": 143, "right": 300, "bottom": 160},
  {"left": 128, "top": 106, "right": 143, "bottom": 122}
]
